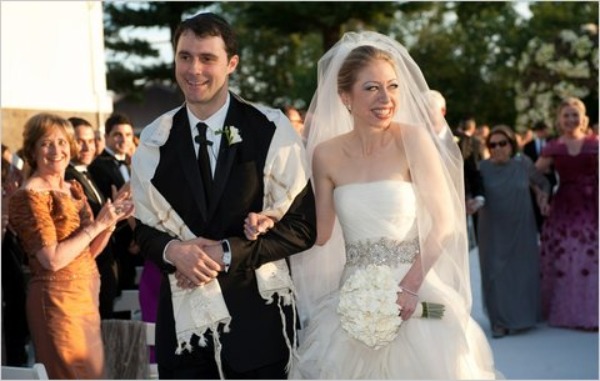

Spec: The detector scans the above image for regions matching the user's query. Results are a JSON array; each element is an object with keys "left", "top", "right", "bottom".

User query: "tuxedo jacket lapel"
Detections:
[
  {"left": 65, "top": 165, "right": 104, "bottom": 213},
  {"left": 99, "top": 150, "right": 126, "bottom": 184},
  {"left": 171, "top": 108, "right": 209, "bottom": 220},
  {"left": 209, "top": 99, "right": 242, "bottom": 218}
]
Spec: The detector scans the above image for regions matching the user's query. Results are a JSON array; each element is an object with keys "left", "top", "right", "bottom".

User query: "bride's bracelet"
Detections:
[{"left": 400, "top": 286, "right": 419, "bottom": 297}]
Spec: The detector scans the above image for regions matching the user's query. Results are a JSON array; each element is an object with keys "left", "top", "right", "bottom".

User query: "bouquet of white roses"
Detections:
[{"left": 337, "top": 264, "right": 444, "bottom": 350}]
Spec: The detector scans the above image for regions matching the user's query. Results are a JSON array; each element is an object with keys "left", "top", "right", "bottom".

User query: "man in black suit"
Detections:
[
  {"left": 523, "top": 121, "right": 557, "bottom": 231},
  {"left": 456, "top": 117, "right": 485, "bottom": 244},
  {"left": 65, "top": 117, "right": 118, "bottom": 318},
  {"left": 131, "top": 13, "right": 316, "bottom": 379},
  {"left": 88, "top": 113, "right": 139, "bottom": 291}
]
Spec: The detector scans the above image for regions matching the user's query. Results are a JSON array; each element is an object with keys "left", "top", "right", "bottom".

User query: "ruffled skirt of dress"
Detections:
[{"left": 289, "top": 264, "right": 501, "bottom": 380}]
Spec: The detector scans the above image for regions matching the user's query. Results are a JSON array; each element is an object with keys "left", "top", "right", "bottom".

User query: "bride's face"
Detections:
[{"left": 344, "top": 59, "right": 399, "bottom": 130}]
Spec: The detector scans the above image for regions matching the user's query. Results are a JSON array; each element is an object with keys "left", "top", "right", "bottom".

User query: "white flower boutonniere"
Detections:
[{"left": 217, "top": 126, "right": 243, "bottom": 146}]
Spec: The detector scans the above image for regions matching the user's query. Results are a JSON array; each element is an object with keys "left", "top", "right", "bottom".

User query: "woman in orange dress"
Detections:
[{"left": 8, "top": 113, "right": 134, "bottom": 379}]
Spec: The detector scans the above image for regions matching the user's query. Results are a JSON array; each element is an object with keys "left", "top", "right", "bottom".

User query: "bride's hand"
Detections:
[
  {"left": 396, "top": 287, "right": 419, "bottom": 320},
  {"left": 243, "top": 212, "right": 275, "bottom": 241}
]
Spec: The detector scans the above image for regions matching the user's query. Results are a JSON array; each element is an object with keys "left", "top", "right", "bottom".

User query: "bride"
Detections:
[{"left": 246, "top": 31, "right": 500, "bottom": 379}]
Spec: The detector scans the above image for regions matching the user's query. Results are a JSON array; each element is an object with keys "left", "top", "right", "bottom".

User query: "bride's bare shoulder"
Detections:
[{"left": 314, "top": 133, "right": 350, "bottom": 158}]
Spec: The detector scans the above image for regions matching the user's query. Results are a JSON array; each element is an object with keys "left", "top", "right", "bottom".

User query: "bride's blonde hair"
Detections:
[{"left": 337, "top": 46, "right": 395, "bottom": 95}]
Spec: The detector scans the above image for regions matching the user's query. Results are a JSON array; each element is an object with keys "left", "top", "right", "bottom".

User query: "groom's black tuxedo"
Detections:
[{"left": 134, "top": 94, "right": 317, "bottom": 377}]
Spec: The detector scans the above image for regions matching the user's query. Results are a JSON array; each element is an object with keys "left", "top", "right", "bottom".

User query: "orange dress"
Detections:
[{"left": 9, "top": 181, "right": 105, "bottom": 379}]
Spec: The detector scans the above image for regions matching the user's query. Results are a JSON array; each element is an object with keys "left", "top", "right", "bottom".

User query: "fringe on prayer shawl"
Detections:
[
  {"left": 169, "top": 264, "right": 297, "bottom": 379},
  {"left": 257, "top": 258, "right": 299, "bottom": 373}
]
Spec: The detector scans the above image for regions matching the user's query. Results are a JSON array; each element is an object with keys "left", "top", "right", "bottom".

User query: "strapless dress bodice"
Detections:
[{"left": 334, "top": 180, "right": 420, "bottom": 267}]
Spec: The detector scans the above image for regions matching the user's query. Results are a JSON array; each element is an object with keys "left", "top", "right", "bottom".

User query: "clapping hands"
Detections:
[{"left": 97, "top": 183, "right": 134, "bottom": 231}]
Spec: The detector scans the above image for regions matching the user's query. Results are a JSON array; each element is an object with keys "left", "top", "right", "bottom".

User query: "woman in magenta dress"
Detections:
[{"left": 536, "top": 97, "right": 598, "bottom": 330}]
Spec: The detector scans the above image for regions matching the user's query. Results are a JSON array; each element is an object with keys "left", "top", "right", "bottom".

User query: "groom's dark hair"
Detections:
[{"left": 172, "top": 12, "right": 238, "bottom": 59}]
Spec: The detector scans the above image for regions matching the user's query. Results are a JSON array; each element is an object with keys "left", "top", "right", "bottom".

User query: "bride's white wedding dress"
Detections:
[{"left": 290, "top": 180, "right": 499, "bottom": 379}]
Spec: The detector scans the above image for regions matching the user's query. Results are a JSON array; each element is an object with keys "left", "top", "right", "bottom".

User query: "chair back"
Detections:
[
  {"left": 101, "top": 319, "right": 157, "bottom": 379},
  {"left": 113, "top": 289, "right": 141, "bottom": 319},
  {"left": 1, "top": 363, "right": 49, "bottom": 379}
]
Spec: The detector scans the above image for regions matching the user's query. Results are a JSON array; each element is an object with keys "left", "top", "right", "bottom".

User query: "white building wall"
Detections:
[{"left": 1, "top": 1, "right": 112, "bottom": 114}]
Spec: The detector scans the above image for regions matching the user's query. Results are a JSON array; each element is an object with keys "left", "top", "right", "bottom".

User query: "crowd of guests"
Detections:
[
  {"left": 0, "top": 12, "right": 597, "bottom": 380},
  {"left": 449, "top": 97, "right": 598, "bottom": 338}
]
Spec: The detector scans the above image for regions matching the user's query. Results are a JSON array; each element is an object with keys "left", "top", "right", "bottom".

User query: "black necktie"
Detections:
[{"left": 196, "top": 122, "right": 213, "bottom": 203}]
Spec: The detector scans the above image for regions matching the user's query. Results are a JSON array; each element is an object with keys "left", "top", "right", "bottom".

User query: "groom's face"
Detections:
[{"left": 175, "top": 30, "right": 239, "bottom": 117}]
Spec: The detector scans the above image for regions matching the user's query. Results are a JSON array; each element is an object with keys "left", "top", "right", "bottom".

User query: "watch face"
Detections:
[{"left": 221, "top": 240, "right": 230, "bottom": 252}]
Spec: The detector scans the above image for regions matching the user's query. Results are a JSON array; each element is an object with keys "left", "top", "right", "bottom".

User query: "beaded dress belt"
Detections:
[{"left": 345, "top": 237, "right": 420, "bottom": 268}]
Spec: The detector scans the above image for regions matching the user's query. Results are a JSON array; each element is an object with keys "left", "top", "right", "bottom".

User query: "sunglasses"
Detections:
[{"left": 488, "top": 140, "right": 509, "bottom": 149}]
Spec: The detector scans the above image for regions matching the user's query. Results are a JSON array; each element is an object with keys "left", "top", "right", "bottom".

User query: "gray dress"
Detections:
[{"left": 478, "top": 154, "right": 549, "bottom": 330}]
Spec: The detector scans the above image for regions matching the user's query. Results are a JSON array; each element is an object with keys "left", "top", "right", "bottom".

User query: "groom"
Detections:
[{"left": 131, "top": 13, "right": 316, "bottom": 379}]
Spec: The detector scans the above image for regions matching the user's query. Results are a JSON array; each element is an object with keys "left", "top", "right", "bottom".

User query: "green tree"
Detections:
[
  {"left": 222, "top": 2, "right": 401, "bottom": 108},
  {"left": 518, "top": 2, "right": 600, "bottom": 128},
  {"left": 103, "top": 2, "right": 598, "bottom": 130},
  {"left": 515, "top": 25, "right": 598, "bottom": 131},
  {"left": 104, "top": 2, "right": 213, "bottom": 99},
  {"left": 393, "top": 2, "right": 524, "bottom": 128},
  {"left": 528, "top": 2, "right": 599, "bottom": 41},
  {"left": 104, "top": 2, "right": 399, "bottom": 107}
]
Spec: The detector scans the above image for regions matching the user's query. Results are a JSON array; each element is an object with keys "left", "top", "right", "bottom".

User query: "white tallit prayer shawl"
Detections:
[{"left": 131, "top": 104, "right": 310, "bottom": 378}]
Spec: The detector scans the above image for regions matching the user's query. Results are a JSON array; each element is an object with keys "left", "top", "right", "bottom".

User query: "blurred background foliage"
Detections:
[{"left": 104, "top": 1, "right": 598, "bottom": 130}]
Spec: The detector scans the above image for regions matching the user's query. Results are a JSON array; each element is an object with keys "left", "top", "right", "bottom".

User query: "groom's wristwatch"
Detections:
[{"left": 221, "top": 239, "right": 232, "bottom": 272}]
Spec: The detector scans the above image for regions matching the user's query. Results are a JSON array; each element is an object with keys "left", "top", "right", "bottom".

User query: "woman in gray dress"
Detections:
[{"left": 477, "top": 125, "right": 550, "bottom": 338}]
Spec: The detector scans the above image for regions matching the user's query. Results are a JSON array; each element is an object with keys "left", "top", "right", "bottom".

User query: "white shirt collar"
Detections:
[
  {"left": 72, "top": 164, "right": 88, "bottom": 172},
  {"left": 187, "top": 93, "right": 230, "bottom": 137},
  {"left": 187, "top": 93, "right": 230, "bottom": 173},
  {"left": 105, "top": 147, "right": 127, "bottom": 161}
]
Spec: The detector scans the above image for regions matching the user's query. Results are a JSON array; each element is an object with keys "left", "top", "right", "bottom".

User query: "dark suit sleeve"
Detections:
[
  {"left": 88, "top": 160, "right": 111, "bottom": 200},
  {"left": 464, "top": 157, "right": 484, "bottom": 198},
  {"left": 227, "top": 182, "right": 316, "bottom": 274},
  {"left": 134, "top": 220, "right": 177, "bottom": 273}
]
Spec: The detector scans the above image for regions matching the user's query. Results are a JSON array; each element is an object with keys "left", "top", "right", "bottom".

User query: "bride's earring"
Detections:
[{"left": 346, "top": 104, "right": 352, "bottom": 113}]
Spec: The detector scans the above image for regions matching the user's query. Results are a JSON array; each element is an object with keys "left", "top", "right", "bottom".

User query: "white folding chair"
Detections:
[
  {"left": 103, "top": 293, "right": 158, "bottom": 379},
  {"left": 135, "top": 265, "right": 144, "bottom": 286},
  {"left": 113, "top": 289, "right": 141, "bottom": 320},
  {"left": 145, "top": 322, "right": 158, "bottom": 379},
  {"left": 1, "top": 363, "right": 49, "bottom": 379}
]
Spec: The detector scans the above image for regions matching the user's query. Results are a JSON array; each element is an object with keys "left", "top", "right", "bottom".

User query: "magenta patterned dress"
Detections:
[{"left": 539, "top": 135, "right": 598, "bottom": 329}]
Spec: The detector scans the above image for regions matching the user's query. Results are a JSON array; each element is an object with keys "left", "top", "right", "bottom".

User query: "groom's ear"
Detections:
[{"left": 227, "top": 54, "right": 239, "bottom": 74}]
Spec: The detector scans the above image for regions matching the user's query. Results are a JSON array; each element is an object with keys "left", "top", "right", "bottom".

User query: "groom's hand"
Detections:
[{"left": 166, "top": 238, "right": 222, "bottom": 287}]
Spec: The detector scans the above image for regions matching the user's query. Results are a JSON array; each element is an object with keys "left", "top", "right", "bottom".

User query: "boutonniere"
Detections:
[{"left": 217, "top": 126, "right": 243, "bottom": 146}]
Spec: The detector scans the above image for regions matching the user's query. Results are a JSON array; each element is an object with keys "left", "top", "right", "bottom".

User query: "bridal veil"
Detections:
[{"left": 290, "top": 31, "right": 471, "bottom": 330}]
